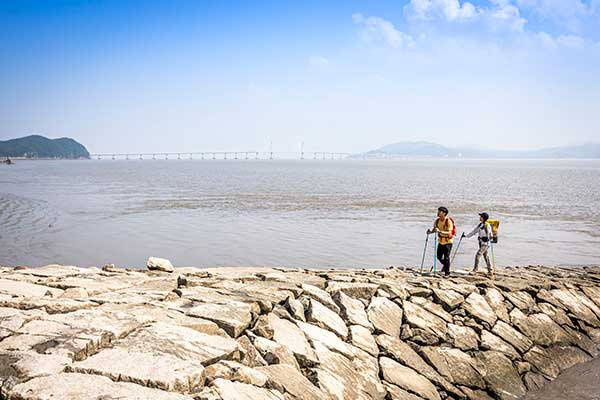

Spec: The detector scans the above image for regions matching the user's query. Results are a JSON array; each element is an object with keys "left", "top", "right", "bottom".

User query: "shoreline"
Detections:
[{"left": 1, "top": 261, "right": 600, "bottom": 399}]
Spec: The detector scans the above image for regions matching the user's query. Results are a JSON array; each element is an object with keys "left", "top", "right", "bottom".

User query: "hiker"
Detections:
[
  {"left": 427, "top": 206, "right": 455, "bottom": 277},
  {"left": 462, "top": 212, "right": 493, "bottom": 276}
]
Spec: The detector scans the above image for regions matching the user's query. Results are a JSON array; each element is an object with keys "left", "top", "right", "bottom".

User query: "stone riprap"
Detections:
[{"left": 1, "top": 263, "right": 600, "bottom": 400}]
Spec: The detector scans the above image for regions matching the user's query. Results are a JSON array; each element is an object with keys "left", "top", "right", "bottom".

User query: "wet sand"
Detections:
[{"left": 522, "top": 356, "right": 600, "bottom": 400}]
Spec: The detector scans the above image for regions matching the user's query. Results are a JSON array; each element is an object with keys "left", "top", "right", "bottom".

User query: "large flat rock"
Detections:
[{"left": 7, "top": 373, "right": 195, "bottom": 399}]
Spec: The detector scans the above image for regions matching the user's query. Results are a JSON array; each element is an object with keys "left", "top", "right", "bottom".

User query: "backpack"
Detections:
[{"left": 436, "top": 217, "right": 457, "bottom": 239}]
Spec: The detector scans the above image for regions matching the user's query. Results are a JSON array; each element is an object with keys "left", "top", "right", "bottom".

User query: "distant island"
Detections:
[
  {"left": 355, "top": 141, "right": 600, "bottom": 159},
  {"left": 0, "top": 135, "right": 90, "bottom": 159}
]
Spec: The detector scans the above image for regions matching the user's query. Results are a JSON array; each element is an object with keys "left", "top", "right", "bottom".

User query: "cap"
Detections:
[{"left": 479, "top": 212, "right": 489, "bottom": 221}]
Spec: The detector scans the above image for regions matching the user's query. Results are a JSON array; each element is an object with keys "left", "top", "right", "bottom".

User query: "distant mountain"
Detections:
[
  {"left": 357, "top": 141, "right": 600, "bottom": 159},
  {"left": 0, "top": 135, "right": 90, "bottom": 159}
]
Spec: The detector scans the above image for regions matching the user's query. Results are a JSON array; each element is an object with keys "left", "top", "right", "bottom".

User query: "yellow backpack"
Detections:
[{"left": 487, "top": 219, "right": 500, "bottom": 243}]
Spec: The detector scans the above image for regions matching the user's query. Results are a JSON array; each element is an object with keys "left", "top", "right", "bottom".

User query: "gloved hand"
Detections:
[{"left": 461, "top": 232, "right": 466, "bottom": 238}]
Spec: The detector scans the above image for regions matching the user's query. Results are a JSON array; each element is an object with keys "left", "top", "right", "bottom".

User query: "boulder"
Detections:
[
  {"left": 509, "top": 308, "right": 572, "bottom": 346},
  {"left": 250, "top": 336, "right": 300, "bottom": 370},
  {"left": 524, "top": 345, "right": 591, "bottom": 379},
  {"left": 432, "top": 288, "right": 464, "bottom": 310},
  {"left": 333, "top": 291, "right": 373, "bottom": 330},
  {"left": 7, "top": 373, "right": 195, "bottom": 399},
  {"left": 419, "top": 347, "right": 485, "bottom": 389},
  {"left": 504, "top": 291, "right": 536, "bottom": 313},
  {"left": 366, "top": 297, "right": 403, "bottom": 337},
  {"left": 383, "top": 383, "right": 423, "bottom": 400},
  {"left": 379, "top": 357, "right": 440, "bottom": 400},
  {"left": 462, "top": 292, "right": 497, "bottom": 327},
  {"left": 548, "top": 289, "right": 600, "bottom": 327},
  {"left": 212, "top": 378, "right": 285, "bottom": 400},
  {"left": 326, "top": 282, "right": 379, "bottom": 300},
  {"left": 68, "top": 347, "right": 205, "bottom": 392},
  {"left": 267, "top": 314, "right": 318, "bottom": 366},
  {"left": 484, "top": 288, "right": 510, "bottom": 323},
  {"left": 310, "top": 342, "right": 386, "bottom": 400},
  {"left": 349, "top": 325, "right": 379, "bottom": 357},
  {"left": 236, "top": 335, "right": 268, "bottom": 367},
  {"left": 480, "top": 330, "right": 519, "bottom": 360},
  {"left": 403, "top": 301, "right": 447, "bottom": 341},
  {"left": 258, "top": 364, "right": 330, "bottom": 400},
  {"left": 491, "top": 320, "right": 533, "bottom": 354},
  {"left": 301, "top": 284, "right": 340, "bottom": 313},
  {"left": 297, "top": 320, "right": 353, "bottom": 359},
  {"left": 186, "top": 301, "right": 254, "bottom": 337},
  {"left": 147, "top": 257, "right": 174, "bottom": 272},
  {"left": 306, "top": 298, "right": 348, "bottom": 339},
  {"left": 474, "top": 351, "right": 526, "bottom": 400},
  {"left": 375, "top": 334, "right": 463, "bottom": 398},
  {"left": 447, "top": 324, "right": 478, "bottom": 351},
  {"left": 284, "top": 297, "right": 306, "bottom": 322}
]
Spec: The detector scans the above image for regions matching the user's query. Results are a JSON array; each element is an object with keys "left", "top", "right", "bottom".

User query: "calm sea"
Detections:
[{"left": 1, "top": 159, "right": 599, "bottom": 269}]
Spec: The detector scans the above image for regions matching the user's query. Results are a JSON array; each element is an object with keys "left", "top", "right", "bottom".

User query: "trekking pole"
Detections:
[
  {"left": 433, "top": 234, "right": 437, "bottom": 275},
  {"left": 419, "top": 233, "right": 430, "bottom": 274},
  {"left": 450, "top": 233, "right": 463, "bottom": 267},
  {"left": 490, "top": 241, "right": 497, "bottom": 280}
]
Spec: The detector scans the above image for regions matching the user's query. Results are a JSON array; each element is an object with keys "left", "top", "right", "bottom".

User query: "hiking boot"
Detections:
[{"left": 469, "top": 268, "right": 479, "bottom": 275}]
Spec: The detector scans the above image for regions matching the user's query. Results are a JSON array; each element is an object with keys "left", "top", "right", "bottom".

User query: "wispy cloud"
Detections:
[
  {"left": 405, "top": 0, "right": 479, "bottom": 21},
  {"left": 352, "top": 13, "right": 415, "bottom": 49}
]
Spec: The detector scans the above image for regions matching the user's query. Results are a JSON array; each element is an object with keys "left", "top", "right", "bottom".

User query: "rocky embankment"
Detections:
[{"left": 2, "top": 260, "right": 600, "bottom": 400}]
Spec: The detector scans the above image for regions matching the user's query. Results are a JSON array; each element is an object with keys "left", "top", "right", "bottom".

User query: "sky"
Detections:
[{"left": 1, "top": 0, "right": 599, "bottom": 154}]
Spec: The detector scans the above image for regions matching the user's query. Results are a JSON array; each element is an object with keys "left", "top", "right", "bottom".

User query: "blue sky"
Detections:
[{"left": 1, "top": 0, "right": 599, "bottom": 153}]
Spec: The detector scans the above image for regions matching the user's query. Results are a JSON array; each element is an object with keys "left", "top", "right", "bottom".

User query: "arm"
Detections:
[{"left": 465, "top": 224, "right": 479, "bottom": 238}]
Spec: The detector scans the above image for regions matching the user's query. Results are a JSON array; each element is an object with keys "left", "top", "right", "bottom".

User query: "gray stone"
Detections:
[
  {"left": 524, "top": 345, "right": 591, "bottom": 379},
  {"left": 7, "top": 373, "right": 195, "bottom": 399},
  {"left": 186, "top": 301, "right": 254, "bottom": 337},
  {"left": 284, "top": 297, "right": 306, "bottom": 322},
  {"left": 310, "top": 342, "right": 386, "bottom": 400},
  {"left": 333, "top": 291, "right": 373, "bottom": 330},
  {"left": 432, "top": 288, "right": 464, "bottom": 310},
  {"left": 379, "top": 357, "right": 441, "bottom": 400},
  {"left": 474, "top": 351, "right": 526, "bottom": 400},
  {"left": 463, "top": 292, "right": 497, "bottom": 327},
  {"left": 212, "top": 378, "right": 285, "bottom": 400},
  {"left": 301, "top": 283, "right": 340, "bottom": 313},
  {"left": 326, "top": 281, "right": 379, "bottom": 300},
  {"left": 484, "top": 288, "right": 510, "bottom": 323},
  {"left": 447, "top": 323, "right": 478, "bottom": 351},
  {"left": 68, "top": 347, "right": 205, "bottom": 392},
  {"left": 250, "top": 335, "right": 300, "bottom": 370},
  {"left": 492, "top": 320, "right": 534, "bottom": 354},
  {"left": 403, "top": 301, "right": 447, "bottom": 341},
  {"left": 147, "top": 256, "right": 174, "bottom": 272},
  {"left": 509, "top": 308, "right": 572, "bottom": 346},
  {"left": 258, "top": 364, "right": 330, "bottom": 400},
  {"left": 267, "top": 314, "right": 318, "bottom": 366},
  {"left": 375, "top": 334, "right": 463, "bottom": 398},
  {"left": 349, "top": 325, "right": 379, "bottom": 357},
  {"left": 297, "top": 320, "right": 353, "bottom": 359},
  {"left": 306, "top": 298, "right": 348, "bottom": 339},
  {"left": 366, "top": 296, "right": 403, "bottom": 337},
  {"left": 480, "top": 330, "right": 519, "bottom": 360},
  {"left": 419, "top": 347, "right": 485, "bottom": 389}
]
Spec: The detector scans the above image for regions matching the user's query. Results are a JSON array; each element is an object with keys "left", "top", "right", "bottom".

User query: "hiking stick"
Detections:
[
  {"left": 419, "top": 233, "right": 430, "bottom": 274},
  {"left": 433, "top": 234, "right": 437, "bottom": 275},
  {"left": 490, "top": 241, "right": 497, "bottom": 279},
  {"left": 450, "top": 234, "right": 463, "bottom": 267}
]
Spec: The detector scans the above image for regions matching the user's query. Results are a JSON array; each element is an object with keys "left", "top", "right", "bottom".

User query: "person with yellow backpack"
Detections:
[
  {"left": 427, "top": 206, "right": 456, "bottom": 277},
  {"left": 462, "top": 212, "right": 493, "bottom": 276}
]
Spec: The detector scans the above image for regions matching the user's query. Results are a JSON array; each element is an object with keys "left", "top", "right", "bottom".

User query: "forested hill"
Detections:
[{"left": 0, "top": 135, "right": 90, "bottom": 159}]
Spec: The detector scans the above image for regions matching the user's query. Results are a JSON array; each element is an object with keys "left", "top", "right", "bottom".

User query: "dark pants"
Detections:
[{"left": 437, "top": 243, "right": 453, "bottom": 275}]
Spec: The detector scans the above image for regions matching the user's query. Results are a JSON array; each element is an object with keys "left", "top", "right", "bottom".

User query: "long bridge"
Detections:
[{"left": 88, "top": 151, "right": 352, "bottom": 160}]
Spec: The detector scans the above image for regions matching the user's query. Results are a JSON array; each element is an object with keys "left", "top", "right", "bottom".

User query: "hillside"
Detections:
[
  {"left": 358, "top": 141, "right": 600, "bottom": 159},
  {"left": 0, "top": 135, "right": 90, "bottom": 159}
]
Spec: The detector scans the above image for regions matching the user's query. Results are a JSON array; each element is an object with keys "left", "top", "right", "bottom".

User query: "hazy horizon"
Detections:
[{"left": 1, "top": 0, "right": 599, "bottom": 154}]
